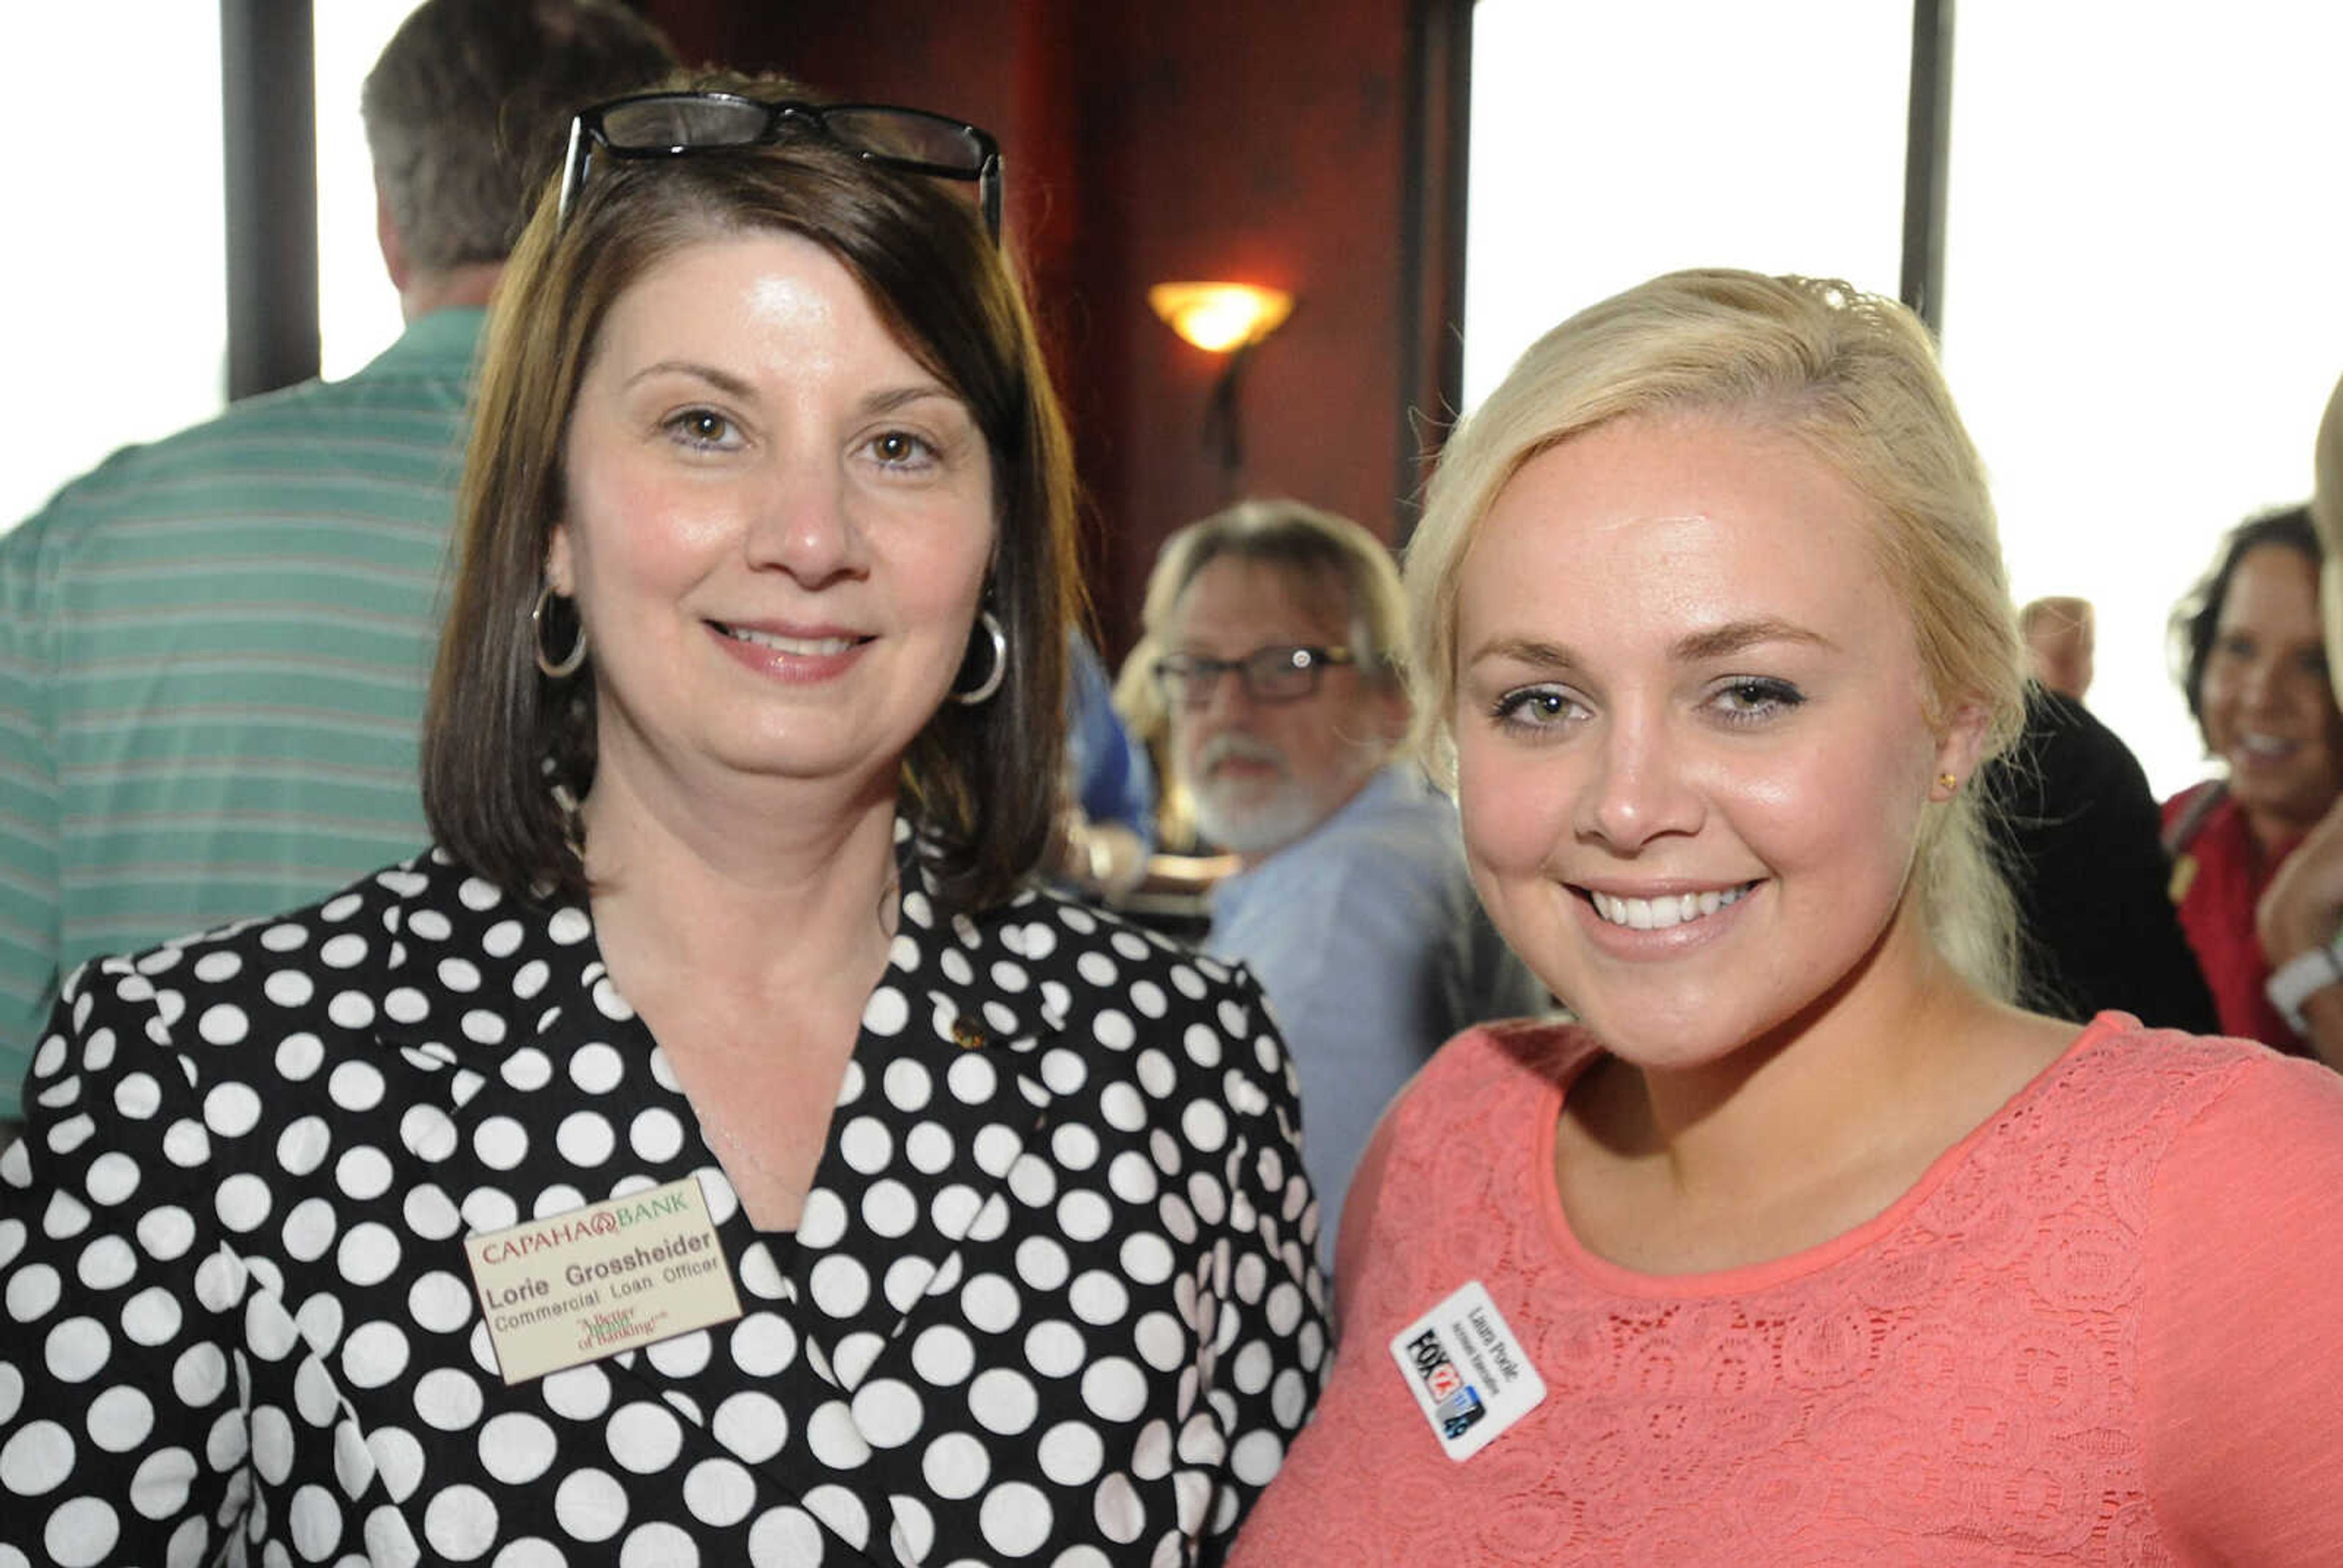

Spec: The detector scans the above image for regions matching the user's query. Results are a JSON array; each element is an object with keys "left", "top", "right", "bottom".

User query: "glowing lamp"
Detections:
[{"left": 1146, "top": 282, "right": 1295, "bottom": 354}]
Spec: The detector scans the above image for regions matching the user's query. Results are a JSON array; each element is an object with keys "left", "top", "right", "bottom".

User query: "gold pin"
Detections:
[{"left": 951, "top": 1018, "right": 988, "bottom": 1051}]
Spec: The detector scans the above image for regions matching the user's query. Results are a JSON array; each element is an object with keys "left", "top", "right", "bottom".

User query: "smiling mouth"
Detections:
[
  {"left": 1584, "top": 882, "right": 1756, "bottom": 931},
  {"left": 713, "top": 622, "right": 866, "bottom": 656},
  {"left": 2237, "top": 732, "right": 2299, "bottom": 759}
]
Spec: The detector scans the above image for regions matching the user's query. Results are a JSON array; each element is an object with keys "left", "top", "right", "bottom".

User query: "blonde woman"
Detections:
[{"left": 1233, "top": 270, "right": 2343, "bottom": 1563}]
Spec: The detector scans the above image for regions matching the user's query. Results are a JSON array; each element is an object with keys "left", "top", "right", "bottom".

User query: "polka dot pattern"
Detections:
[{"left": 0, "top": 835, "right": 1326, "bottom": 1561}]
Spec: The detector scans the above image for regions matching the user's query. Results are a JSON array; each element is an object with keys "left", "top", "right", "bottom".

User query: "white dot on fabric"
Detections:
[
  {"left": 860, "top": 1180, "right": 918, "bottom": 1239},
  {"left": 1138, "top": 1307, "right": 1196, "bottom": 1372},
  {"left": 555, "top": 1112, "right": 615, "bottom": 1167},
  {"left": 1099, "top": 1083, "right": 1146, "bottom": 1133},
  {"left": 911, "top": 1325, "right": 975, "bottom": 1387},
  {"left": 960, "top": 1273, "right": 1021, "bottom": 1336},
  {"left": 133, "top": 1209, "right": 194, "bottom": 1265},
  {"left": 1024, "top": 1320, "right": 1087, "bottom": 1379},
  {"left": 289, "top": 1483, "right": 342, "bottom": 1561},
  {"left": 74, "top": 1235, "right": 135, "bottom": 1293},
  {"left": 1081, "top": 1358, "right": 1151, "bottom": 1423},
  {"left": 275, "top": 1032, "right": 325, "bottom": 1082},
  {"left": 1070, "top": 1271, "right": 1131, "bottom": 1328},
  {"left": 1, "top": 1419, "right": 74, "bottom": 1493},
  {"left": 196, "top": 1004, "right": 249, "bottom": 1046},
  {"left": 620, "top": 1523, "right": 699, "bottom": 1568},
  {"left": 83, "top": 1152, "right": 140, "bottom": 1207},
  {"left": 801, "top": 1484, "right": 869, "bottom": 1550},
  {"left": 85, "top": 1386, "right": 154, "bottom": 1453},
  {"left": 42, "top": 1497, "right": 120, "bottom": 1568},
  {"left": 336, "top": 1146, "right": 394, "bottom": 1201},
  {"left": 569, "top": 1043, "right": 624, "bottom": 1095},
  {"left": 805, "top": 1400, "right": 871, "bottom": 1470},
  {"left": 538, "top": 1364, "right": 610, "bottom": 1425},
  {"left": 946, "top": 1052, "right": 996, "bottom": 1106},
  {"left": 969, "top": 1368, "right": 1040, "bottom": 1436},
  {"left": 921, "top": 1431, "right": 990, "bottom": 1500},
  {"left": 628, "top": 1107, "right": 684, "bottom": 1163},
  {"left": 472, "top": 1117, "right": 527, "bottom": 1171},
  {"left": 1114, "top": 1151, "right": 1163, "bottom": 1206},
  {"left": 795, "top": 1190, "right": 848, "bottom": 1251},
  {"left": 1231, "top": 1428, "right": 1286, "bottom": 1487},
  {"left": 0, "top": 1365, "right": 18, "bottom": 1426},
  {"left": 683, "top": 1457, "right": 757, "bottom": 1528},
  {"left": 201, "top": 1082, "right": 261, "bottom": 1137},
  {"left": 712, "top": 1391, "right": 788, "bottom": 1465},
  {"left": 553, "top": 1468, "right": 628, "bottom": 1542},
  {"left": 832, "top": 1332, "right": 884, "bottom": 1392},
  {"left": 882, "top": 1059, "right": 932, "bottom": 1113},
  {"left": 1093, "top": 1472, "right": 1146, "bottom": 1544},
  {"left": 1057, "top": 1191, "right": 1112, "bottom": 1244},
  {"left": 838, "top": 1117, "right": 892, "bottom": 1175},
  {"left": 5, "top": 1264, "right": 59, "bottom": 1325},
  {"left": 45, "top": 1317, "right": 110, "bottom": 1383},
  {"left": 1092, "top": 1011, "right": 1137, "bottom": 1051},
  {"left": 1015, "top": 1236, "right": 1071, "bottom": 1294},
  {"left": 979, "top": 1481, "right": 1053, "bottom": 1558},
  {"left": 746, "top": 1506, "right": 826, "bottom": 1567},
  {"left": 1038, "top": 1419, "right": 1106, "bottom": 1487},
  {"left": 862, "top": 985, "right": 909, "bottom": 1036},
  {"left": 251, "top": 1404, "right": 295, "bottom": 1484},
  {"left": 414, "top": 1368, "right": 483, "bottom": 1431},
  {"left": 171, "top": 1343, "right": 228, "bottom": 1408},
  {"left": 340, "top": 1323, "right": 409, "bottom": 1389},
  {"left": 132, "top": 1447, "right": 197, "bottom": 1523},
  {"left": 328, "top": 1061, "right": 386, "bottom": 1113},
  {"left": 849, "top": 1378, "right": 924, "bottom": 1448},
  {"left": 903, "top": 1121, "right": 952, "bottom": 1174},
  {"left": 423, "top": 1484, "right": 498, "bottom": 1561},
  {"left": 605, "top": 1401, "right": 683, "bottom": 1474},
  {"left": 336, "top": 1223, "right": 402, "bottom": 1288},
  {"left": 730, "top": 1314, "right": 798, "bottom": 1379}
]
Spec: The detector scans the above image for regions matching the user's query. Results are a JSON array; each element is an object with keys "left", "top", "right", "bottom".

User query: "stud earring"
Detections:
[{"left": 1937, "top": 772, "right": 1960, "bottom": 792}]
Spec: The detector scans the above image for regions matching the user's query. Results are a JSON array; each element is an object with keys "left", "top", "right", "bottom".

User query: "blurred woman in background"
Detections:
[{"left": 2163, "top": 506, "right": 2343, "bottom": 1054}]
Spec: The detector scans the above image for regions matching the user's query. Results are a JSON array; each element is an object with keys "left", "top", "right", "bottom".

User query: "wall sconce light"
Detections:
[{"left": 1148, "top": 282, "right": 1296, "bottom": 483}]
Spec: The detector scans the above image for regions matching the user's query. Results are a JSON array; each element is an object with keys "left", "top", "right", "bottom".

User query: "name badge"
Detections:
[
  {"left": 1387, "top": 1279, "right": 1547, "bottom": 1461},
  {"left": 465, "top": 1176, "right": 744, "bottom": 1384}
]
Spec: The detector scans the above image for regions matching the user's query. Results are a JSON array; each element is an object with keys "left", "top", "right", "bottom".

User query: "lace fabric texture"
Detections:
[{"left": 1231, "top": 1015, "right": 2320, "bottom": 1566}]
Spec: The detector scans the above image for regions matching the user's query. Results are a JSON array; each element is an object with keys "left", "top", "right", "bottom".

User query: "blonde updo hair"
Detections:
[{"left": 1405, "top": 268, "right": 2025, "bottom": 1000}]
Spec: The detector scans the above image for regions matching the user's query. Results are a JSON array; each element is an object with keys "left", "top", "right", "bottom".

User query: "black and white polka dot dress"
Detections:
[{"left": 0, "top": 833, "right": 1329, "bottom": 1566}]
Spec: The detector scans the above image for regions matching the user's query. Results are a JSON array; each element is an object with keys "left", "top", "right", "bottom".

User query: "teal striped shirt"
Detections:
[{"left": 0, "top": 309, "right": 481, "bottom": 1115}]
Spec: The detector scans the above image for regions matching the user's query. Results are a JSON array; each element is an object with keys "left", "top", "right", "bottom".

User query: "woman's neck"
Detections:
[
  {"left": 1562, "top": 911, "right": 2075, "bottom": 1273},
  {"left": 576, "top": 749, "right": 903, "bottom": 1008}
]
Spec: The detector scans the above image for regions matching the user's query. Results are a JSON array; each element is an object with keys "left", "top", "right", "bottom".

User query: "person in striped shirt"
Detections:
[{"left": 0, "top": 0, "right": 675, "bottom": 1123}]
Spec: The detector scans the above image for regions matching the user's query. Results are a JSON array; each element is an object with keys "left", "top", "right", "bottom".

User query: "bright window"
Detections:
[
  {"left": 1463, "top": 0, "right": 1909, "bottom": 408},
  {"left": 316, "top": 1, "right": 425, "bottom": 380},
  {"left": 1944, "top": 7, "right": 2343, "bottom": 797},
  {"left": 1467, "top": 4, "right": 2343, "bottom": 801},
  {"left": 1, "top": 7, "right": 227, "bottom": 530}
]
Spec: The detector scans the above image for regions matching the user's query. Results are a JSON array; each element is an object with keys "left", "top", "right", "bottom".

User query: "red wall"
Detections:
[{"left": 641, "top": 0, "right": 1444, "bottom": 660}]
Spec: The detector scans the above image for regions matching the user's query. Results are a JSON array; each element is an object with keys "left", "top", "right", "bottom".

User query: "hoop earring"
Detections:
[
  {"left": 533, "top": 585, "right": 588, "bottom": 678},
  {"left": 950, "top": 610, "right": 1008, "bottom": 705}
]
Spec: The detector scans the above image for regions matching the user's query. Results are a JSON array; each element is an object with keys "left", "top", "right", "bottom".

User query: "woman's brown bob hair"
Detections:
[{"left": 421, "top": 73, "right": 1079, "bottom": 910}]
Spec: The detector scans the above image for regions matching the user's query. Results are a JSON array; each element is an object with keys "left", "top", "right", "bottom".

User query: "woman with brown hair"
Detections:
[{"left": 0, "top": 75, "right": 1323, "bottom": 1566}]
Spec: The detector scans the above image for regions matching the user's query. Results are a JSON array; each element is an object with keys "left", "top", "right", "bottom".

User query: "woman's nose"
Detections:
[
  {"left": 746, "top": 462, "right": 866, "bottom": 584},
  {"left": 1573, "top": 713, "right": 1701, "bottom": 851}
]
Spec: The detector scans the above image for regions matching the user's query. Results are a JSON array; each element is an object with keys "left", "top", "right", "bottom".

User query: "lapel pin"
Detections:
[{"left": 951, "top": 1018, "right": 988, "bottom": 1051}]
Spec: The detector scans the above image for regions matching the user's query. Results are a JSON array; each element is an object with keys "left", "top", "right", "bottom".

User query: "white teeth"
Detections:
[
  {"left": 2241, "top": 733, "right": 2294, "bottom": 756},
  {"left": 722, "top": 625, "right": 857, "bottom": 655},
  {"left": 1589, "top": 883, "right": 1749, "bottom": 930}
]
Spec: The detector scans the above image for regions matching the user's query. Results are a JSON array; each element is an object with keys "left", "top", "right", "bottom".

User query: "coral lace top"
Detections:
[{"left": 1229, "top": 1015, "right": 2343, "bottom": 1565}]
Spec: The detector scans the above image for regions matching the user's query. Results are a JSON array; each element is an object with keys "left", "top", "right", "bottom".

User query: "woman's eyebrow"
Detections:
[
  {"left": 1672, "top": 616, "right": 1835, "bottom": 661},
  {"left": 1464, "top": 635, "right": 1580, "bottom": 674},
  {"left": 622, "top": 359, "right": 755, "bottom": 398}
]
